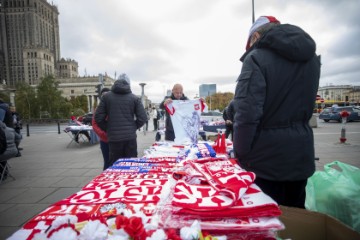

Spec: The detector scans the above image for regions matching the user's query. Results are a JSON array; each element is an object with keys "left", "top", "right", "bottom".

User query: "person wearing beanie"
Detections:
[
  {"left": 95, "top": 74, "right": 147, "bottom": 167},
  {"left": 233, "top": 16, "right": 320, "bottom": 208}
]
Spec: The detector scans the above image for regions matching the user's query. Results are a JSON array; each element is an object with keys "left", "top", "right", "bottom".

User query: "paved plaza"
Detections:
[{"left": 0, "top": 118, "right": 359, "bottom": 239}]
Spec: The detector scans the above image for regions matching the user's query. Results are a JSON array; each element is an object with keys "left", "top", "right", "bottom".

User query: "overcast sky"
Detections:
[{"left": 51, "top": 0, "right": 360, "bottom": 102}]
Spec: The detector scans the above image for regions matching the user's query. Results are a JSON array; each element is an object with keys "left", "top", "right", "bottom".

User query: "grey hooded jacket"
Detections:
[{"left": 0, "top": 121, "right": 20, "bottom": 161}]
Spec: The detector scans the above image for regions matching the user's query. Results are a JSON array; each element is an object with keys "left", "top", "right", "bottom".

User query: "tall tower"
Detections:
[
  {"left": 0, "top": 0, "right": 60, "bottom": 86},
  {"left": 199, "top": 84, "right": 217, "bottom": 98}
]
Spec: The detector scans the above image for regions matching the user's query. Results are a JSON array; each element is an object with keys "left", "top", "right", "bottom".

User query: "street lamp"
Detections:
[
  {"left": 208, "top": 91, "right": 212, "bottom": 111},
  {"left": 252, "top": 0, "right": 255, "bottom": 23},
  {"left": 139, "top": 83, "right": 146, "bottom": 106}
]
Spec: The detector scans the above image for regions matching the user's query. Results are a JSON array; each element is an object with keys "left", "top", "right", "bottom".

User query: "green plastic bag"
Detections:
[{"left": 305, "top": 161, "right": 360, "bottom": 233}]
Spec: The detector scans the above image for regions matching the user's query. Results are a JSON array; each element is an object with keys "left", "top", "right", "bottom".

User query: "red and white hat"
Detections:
[{"left": 245, "top": 16, "right": 280, "bottom": 50}]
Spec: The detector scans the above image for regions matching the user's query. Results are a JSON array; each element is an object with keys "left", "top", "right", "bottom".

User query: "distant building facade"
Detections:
[
  {"left": 56, "top": 75, "right": 114, "bottom": 112},
  {"left": 0, "top": 0, "right": 60, "bottom": 86},
  {"left": 58, "top": 58, "right": 79, "bottom": 78},
  {"left": 199, "top": 84, "right": 216, "bottom": 98},
  {"left": 317, "top": 85, "right": 360, "bottom": 105}
]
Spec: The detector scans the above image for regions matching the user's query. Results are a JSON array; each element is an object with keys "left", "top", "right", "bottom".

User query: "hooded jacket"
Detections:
[
  {"left": 94, "top": 79, "right": 147, "bottom": 142},
  {"left": 233, "top": 24, "right": 320, "bottom": 181},
  {"left": 0, "top": 121, "right": 20, "bottom": 161}
]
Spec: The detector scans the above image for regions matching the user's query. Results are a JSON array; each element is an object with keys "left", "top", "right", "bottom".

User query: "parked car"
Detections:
[
  {"left": 201, "top": 111, "right": 223, "bottom": 123},
  {"left": 319, "top": 106, "right": 360, "bottom": 122},
  {"left": 82, "top": 112, "right": 93, "bottom": 125}
]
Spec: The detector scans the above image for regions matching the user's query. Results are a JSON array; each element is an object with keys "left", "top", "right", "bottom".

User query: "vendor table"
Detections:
[
  {"left": 8, "top": 140, "right": 285, "bottom": 240},
  {"left": 64, "top": 125, "right": 99, "bottom": 147}
]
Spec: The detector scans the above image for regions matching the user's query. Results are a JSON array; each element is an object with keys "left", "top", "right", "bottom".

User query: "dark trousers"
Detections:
[
  {"left": 153, "top": 118, "right": 158, "bottom": 130},
  {"left": 100, "top": 141, "right": 110, "bottom": 170},
  {"left": 109, "top": 139, "right": 137, "bottom": 167},
  {"left": 225, "top": 124, "right": 233, "bottom": 140},
  {"left": 254, "top": 177, "right": 307, "bottom": 208},
  {"left": 165, "top": 130, "right": 175, "bottom": 141}
]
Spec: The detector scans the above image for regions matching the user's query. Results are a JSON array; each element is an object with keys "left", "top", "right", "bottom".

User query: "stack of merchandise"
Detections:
[
  {"left": 151, "top": 142, "right": 284, "bottom": 240},
  {"left": 9, "top": 144, "right": 284, "bottom": 240}
]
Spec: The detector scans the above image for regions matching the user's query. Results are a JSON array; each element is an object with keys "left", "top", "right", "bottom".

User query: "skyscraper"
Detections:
[
  {"left": 0, "top": 0, "right": 60, "bottom": 86},
  {"left": 199, "top": 83, "right": 216, "bottom": 98}
]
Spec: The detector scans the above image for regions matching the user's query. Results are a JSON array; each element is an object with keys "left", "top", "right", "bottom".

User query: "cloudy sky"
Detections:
[{"left": 51, "top": 0, "right": 360, "bottom": 102}]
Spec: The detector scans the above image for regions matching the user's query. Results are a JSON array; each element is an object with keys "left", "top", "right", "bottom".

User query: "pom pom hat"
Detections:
[{"left": 245, "top": 16, "right": 280, "bottom": 50}]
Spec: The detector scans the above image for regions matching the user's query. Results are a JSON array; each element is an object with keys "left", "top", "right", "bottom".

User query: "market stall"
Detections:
[
  {"left": 8, "top": 134, "right": 285, "bottom": 240},
  {"left": 8, "top": 100, "right": 285, "bottom": 239}
]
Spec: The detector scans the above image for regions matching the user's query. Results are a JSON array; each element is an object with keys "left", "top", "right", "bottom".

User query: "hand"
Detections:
[{"left": 164, "top": 98, "right": 173, "bottom": 105}]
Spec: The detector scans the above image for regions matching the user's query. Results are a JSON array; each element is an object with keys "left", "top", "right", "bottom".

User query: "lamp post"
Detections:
[
  {"left": 139, "top": 83, "right": 146, "bottom": 107},
  {"left": 208, "top": 91, "right": 212, "bottom": 111},
  {"left": 252, "top": 0, "right": 255, "bottom": 23}
]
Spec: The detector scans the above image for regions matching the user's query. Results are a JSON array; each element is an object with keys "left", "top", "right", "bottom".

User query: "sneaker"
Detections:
[{"left": 16, "top": 152, "right": 21, "bottom": 157}]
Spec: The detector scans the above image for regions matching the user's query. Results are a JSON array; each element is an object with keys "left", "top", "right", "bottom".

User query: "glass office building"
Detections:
[{"left": 199, "top": 84, "right": 217, "bottom": 98}]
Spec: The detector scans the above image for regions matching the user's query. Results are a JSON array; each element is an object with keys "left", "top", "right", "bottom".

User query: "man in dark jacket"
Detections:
[
  {"left": 94, "top": 73, "right": 147, "bottom": 167},
  {"left": 233, "top": 16, "right": 320, "bottom": 208},
  {"left": 159, "top": 83, "right": 188, "bottom": 141},
  {"left": 223, "top": 100, "right": 235, "bottom": 140}
]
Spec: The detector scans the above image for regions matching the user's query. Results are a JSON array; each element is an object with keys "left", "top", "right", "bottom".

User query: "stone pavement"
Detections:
[{"left": 0, "top": 118, "right": 359, "bottom": 239}]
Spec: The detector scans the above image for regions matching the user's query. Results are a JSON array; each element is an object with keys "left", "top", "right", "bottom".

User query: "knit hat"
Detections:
[
  {"left": 117, "top": 73, "right": 130, "bottom": 84},
  {"left": 245, "top": 16, "right": 280, "bottom": 50}
]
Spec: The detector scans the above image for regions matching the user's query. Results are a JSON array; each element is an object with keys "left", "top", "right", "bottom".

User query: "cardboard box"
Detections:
[{"left": 278, "top": 206, "right": 360, "bottom": 240}]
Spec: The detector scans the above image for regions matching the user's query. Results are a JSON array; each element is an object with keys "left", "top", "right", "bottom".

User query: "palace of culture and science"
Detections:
[
  {"left": 0, "top": 0, "right": 114, "bottom": 110},
  {"left": 0, "top": 0, "right": 359, "bottom": 108}
]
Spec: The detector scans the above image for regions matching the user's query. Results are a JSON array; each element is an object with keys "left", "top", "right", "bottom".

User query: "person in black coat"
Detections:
[
  {"left": 159, "top": 84, "right": 188, "bottom": 141},
  {"left": 223, "top": 100, "right": 235, "bottom": 140},
  {"left": 95, "top": 73, "right": 147, "bottom": 167},
  {"left": 233, "top": 16, "right": 320, "bottom": 208}
]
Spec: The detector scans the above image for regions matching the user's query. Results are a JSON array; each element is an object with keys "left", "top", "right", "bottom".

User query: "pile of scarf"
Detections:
[
  {"left": 158, "top": 157, "right": 284, "bottom": 239},
  {"left": 9, "top": 140, "right": 285, "bottom": 240}
]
